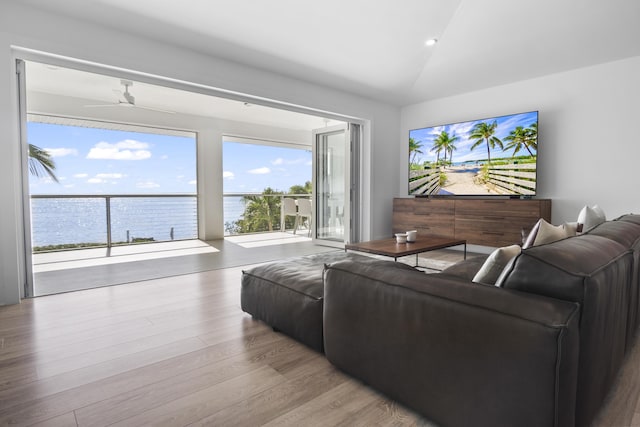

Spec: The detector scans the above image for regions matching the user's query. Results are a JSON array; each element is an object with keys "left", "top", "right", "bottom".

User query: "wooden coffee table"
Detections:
[{"left": 345, "top": 236, "right": 466, "bottom": 267}]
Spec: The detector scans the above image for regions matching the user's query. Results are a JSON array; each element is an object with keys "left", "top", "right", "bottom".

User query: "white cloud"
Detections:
[
  {"left": 86, "top": 139, "right": 152, "bottom": 160},
  {"left": 188, "top": 180, "right": 197, "bottom": 185},
  {"left": 161, "top": 155, "right": 169, "bottom": 160},
  {"left": 73, "top": 173, "right": 89, "bottom": 178},
  {"left": 38, "top": 177, "right": 55, "bottom": 184},
  {"left": 136, "top": 180, "right": 160, "bottom": 189},
  {"left": 119, "top": 139, "right": 149, "bottom": 149},
  {"left": 45, "top": 148, "right": 78, "bottom": 157},
  {"left": 223, "top": 171, "right": 235, "bottom": 179},
  {"left": 272, "top": 157, "right": 307, "bottom": 166},
  {"left": 289, "top": 158, "right": 308, "bottom": 165},
  {"left": 95, "top": 173, "right": 124, "bottom": 179},
  {"left": 248, "top": 167, "right": 271, "bottom": 175},
  {"left": 87, "top": 178, "right": 105, "bottom": 184}
]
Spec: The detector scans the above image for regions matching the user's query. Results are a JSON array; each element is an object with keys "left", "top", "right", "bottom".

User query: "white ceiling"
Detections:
[
  {"left": 22, "top": 0, "right": 640, "bottom": 106},
  {"left": 26, "top": 62, "right": 339, "bottom": 131}
]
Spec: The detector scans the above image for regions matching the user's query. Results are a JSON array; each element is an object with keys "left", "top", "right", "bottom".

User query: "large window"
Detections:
[
  {"left": 223, "top": 140, "right": 311, "bottom": 235},
  {"left": 27, "top": 120, "right": 197, "bottom": 250}
]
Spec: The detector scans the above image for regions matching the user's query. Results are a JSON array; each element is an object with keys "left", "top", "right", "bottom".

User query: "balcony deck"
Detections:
[{"left": 32, "top": 232, "right": 336, "bottom": 296}]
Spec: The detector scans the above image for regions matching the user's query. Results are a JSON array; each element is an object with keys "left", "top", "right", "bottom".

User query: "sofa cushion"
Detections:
[
  {"left": 472, "top": 245, "right": 521, "bottom": 285},
  {"left": 323, "top": 259, "right": 580, "bottom": 427},
  {"left": 617, "top": 213, "right": 640, "bottom": 227},
  {"left": 440, "top": 255, "right": 488, "bottom": 281},
  {"left": 499, "top": 234, "right": 631, "bottom": 426},
  {"left": 588, "top": 219, "right": 640, "bottom": 249},
  {"left": 588, "top": 217, "right": 640, "bottom": 351}
]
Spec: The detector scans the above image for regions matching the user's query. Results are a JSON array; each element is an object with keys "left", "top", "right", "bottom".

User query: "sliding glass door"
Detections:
[{"left": 313, "top": 123, "right": 360, "bottom": 247}]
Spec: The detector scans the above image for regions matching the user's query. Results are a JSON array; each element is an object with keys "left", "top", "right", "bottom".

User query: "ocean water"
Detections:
[
  {"left": 30, "top": 196, "right": 248, "bottom": 247},
  {"left": 223, "top": 196, "right": 247, "bottom": 235}
]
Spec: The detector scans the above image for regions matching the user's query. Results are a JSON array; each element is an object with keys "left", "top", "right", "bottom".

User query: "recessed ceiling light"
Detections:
[{"left": 425, "top": 38, "right": 438, "bottom": 47}]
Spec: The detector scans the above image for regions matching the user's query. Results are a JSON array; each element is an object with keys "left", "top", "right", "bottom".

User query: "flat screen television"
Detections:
[{"left": 408, "top": 111, "right": 538, "bottom": 197}]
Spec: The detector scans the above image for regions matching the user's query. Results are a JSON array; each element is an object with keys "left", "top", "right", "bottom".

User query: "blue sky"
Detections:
[
  {"left": 409, "top": 111, "right": 538, "bottom": 164},
  {"left": 27, "top": 122, "right": 312, "bottom": 195},
  {"left": 28, "top": 122, "right": 196, "bottom": 194},
  {"left": 223, "top": 141, "right": 312, "bottom": 193}
]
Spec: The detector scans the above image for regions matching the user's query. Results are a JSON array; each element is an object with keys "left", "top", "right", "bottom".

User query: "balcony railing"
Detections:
[
  {"left": 223, "top": 193, "right": 312, "bottom": 236},
  {"left": 30, "top": 194, "right": 197, "bottom": 252},
  {"left": 30, "top": 192, "right": 313, "bottom": 252}
]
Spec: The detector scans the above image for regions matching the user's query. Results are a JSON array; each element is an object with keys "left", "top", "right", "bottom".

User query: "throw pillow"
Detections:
[
  {"left": 577, "top": 205, "right": 606, "bottom": 233},
  {"left": 472, "top": 244, "right": 521, "bottom": 286},
  {"left": 564, "top": 221, "right": 580, "bottom": 235},
  {"left": 522, "top": 218, "right": 573, "bottom": 249}
]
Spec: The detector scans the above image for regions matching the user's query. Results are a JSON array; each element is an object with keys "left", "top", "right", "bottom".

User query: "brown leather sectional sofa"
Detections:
[{"left": 323, "top": 214, "right": 640, "bottom": 427}]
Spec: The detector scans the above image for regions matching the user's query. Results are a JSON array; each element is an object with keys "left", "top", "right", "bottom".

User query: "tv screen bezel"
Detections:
[{"left": 408, "top": 110, "right": 539, "bottom": 198}]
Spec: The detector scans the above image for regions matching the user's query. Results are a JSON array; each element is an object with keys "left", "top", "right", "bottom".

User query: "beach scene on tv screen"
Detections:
[{"left": 409, "top": 111, "right": 538, "bottom": 196}]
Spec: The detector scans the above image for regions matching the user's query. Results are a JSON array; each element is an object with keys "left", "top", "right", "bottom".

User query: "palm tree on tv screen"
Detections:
[
  {"left": 434, "top": 131, "right": 459, "bottom": 166},
  {"left": 469, "top": 121, "right": 503, "bottom": 164},
  {"left": 527, "top": 122, "right": 538, "bottom": 152},
  {"left": 409, "top": 137, "right": 423, "bottom": 166},
  {"left": 28, "top": 144, "right": 59, "bottom": 182},
  {"left": 504, "top": 123, "right": 538, "bottom": 157},
  {"left": 430, "top": 138, "right": 444, "bottom": 165}
]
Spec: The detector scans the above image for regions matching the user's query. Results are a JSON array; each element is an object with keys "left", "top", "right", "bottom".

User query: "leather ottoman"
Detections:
[{"left": 241, "top": 251, "right": 375, "bottom": 352}]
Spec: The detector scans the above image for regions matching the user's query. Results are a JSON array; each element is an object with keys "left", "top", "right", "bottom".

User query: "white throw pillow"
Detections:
[
  {"left": 472, "top": 245, "right": 522, "bottom": 286},
  {"left": 523, "top": 218, "right": 573, "bottom": 249},
  {"left": 564, "top": 221, "right": 579, "bottom": 235},
  {"left": 577, "top": 205, "right": 606, "bottom": 233}
]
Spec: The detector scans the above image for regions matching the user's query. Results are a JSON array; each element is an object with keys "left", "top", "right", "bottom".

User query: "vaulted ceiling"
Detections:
[{"left": 22, "top": 0, "right": 640, "bottom": 106}]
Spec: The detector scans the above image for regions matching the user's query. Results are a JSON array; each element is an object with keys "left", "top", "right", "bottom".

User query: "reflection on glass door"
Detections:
[{"left": 314, "top": 125, "right": 349, "bottom": 244}]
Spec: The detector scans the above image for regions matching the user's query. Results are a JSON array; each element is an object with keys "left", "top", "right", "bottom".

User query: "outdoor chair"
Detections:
[
  {"left": 282, "top": 197, "right": 299, "bottom": 232},
  {"left": 296, "top": 198, "right": 313, "bottom": 237}
]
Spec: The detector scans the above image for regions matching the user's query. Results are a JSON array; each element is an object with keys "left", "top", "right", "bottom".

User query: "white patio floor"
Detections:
[{"left": 31, "top": 232, "right": 333, "bottom": 296}]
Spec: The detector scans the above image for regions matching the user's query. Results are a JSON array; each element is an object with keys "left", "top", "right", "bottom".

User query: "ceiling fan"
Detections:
[{"left": 84, "top": 79, "right": 175, "bottom": 114}]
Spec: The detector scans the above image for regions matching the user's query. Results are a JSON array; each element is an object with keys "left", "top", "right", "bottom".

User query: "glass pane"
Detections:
[
  {"left": 317, "top": 131, "right": 345, "bottom": 241},
  {"left": 27, "top": 121, "right": 197, "bottom": 251},
  {"left": 30, "top": 197, "right": 108, "bottom": 250},
  {"left": 222, "top": 141, "right": 312, "bottom": 235},
  {"left": 110, "top": 196, "right": 197, "bottom": 244}
]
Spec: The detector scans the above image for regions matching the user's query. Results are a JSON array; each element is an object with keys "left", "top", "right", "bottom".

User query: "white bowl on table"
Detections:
[{"left": 395, "top": 233, "right": 408, "bottom": 243}]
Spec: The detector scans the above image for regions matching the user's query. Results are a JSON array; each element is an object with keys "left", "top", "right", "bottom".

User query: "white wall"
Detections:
[
  {"left": 0, "top": 31, "right": 26, "bottom": 306},
  {"left": 0, "top": 3, "right": 401, "bottom": 305},
  {"left": 401, "top": 55, "right": 640, "bottom": 224}
]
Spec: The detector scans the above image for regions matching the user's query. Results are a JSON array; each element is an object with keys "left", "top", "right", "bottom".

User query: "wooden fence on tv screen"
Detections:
[
  {"left": 409, "top": 163, "right": 536, "bottom": 196},
  {"left": 409, "top": 168, "right": 441, "bottom": 195}
]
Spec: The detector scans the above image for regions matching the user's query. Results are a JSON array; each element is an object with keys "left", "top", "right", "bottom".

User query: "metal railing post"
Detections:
[
  {"left": 105, "top": 196, "right": 112, "bottom": 249},
  {"left": 280, "top": 194, "right": 284, "bottom": 231}
]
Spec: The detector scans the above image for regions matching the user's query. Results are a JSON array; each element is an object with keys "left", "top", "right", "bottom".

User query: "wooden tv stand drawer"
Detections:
[
  {"left": 392, "top": 198, "right": 455, "bottom": 238},
  {"left": 392, "top": 198, "right": 551, "bottom": 247}
]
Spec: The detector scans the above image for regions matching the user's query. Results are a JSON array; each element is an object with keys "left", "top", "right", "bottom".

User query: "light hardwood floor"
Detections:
[{"left": 0, "top": 262, "right": 639, "bottom": 426}]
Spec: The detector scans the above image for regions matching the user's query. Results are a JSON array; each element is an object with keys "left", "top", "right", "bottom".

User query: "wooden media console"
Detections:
[{"left": 392, "top": 197, "right": 551, "bottom": 247}]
